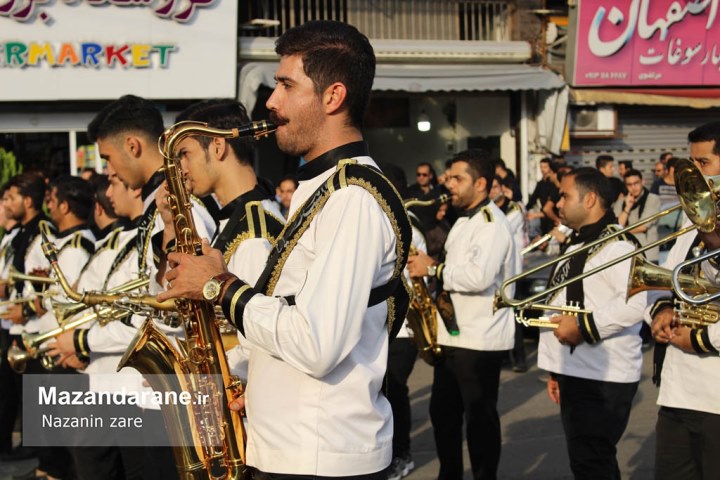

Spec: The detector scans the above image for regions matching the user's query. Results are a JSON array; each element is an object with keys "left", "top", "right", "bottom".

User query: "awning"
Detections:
[
  {"left": 239, "top": 61, "right": 565, "bottom": 113},
  {"left": 571, "top": 88, "right": 720, "bottom": 109}
]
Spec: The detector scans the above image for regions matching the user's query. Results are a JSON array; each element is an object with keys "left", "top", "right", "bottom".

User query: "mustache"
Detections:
[{"left": 269, "top": 112, "right": 287, "bottom": 126}]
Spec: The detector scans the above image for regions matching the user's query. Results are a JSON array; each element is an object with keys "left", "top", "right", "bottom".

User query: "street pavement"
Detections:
[{"left": 0, "top": 340, "right": 658, "bottom": 480}]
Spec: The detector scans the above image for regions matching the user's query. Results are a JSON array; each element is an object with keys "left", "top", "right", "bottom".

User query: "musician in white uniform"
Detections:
[
  {"left": 158, "top": 98, "right": 284, "bottom": 378},
  {"left": 538, "top": 167, "right": 646, "bottom": 479},
  {"left": 650, "top": 121, "right": 720, "bottom": 480},
  {"left": 159, "top": 21, "right": 412, "bottom": 479},
  {"left": 408, "top": 150, "right": 520, "bottom": 480}
]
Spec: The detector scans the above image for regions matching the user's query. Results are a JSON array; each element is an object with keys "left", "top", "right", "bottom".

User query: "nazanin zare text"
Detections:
[{"left": 38, "top": 386, "right": 209, "bottom": 406}]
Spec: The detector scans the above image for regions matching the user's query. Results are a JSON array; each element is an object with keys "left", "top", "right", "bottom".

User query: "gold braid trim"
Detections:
[
  {"left": 345, "top": 177, "right": 406, "bottom": 276},
  {"left": 223, "top": 232, "right": 253, "bottom": 264},
  {"left": 140, "top": 209, "right": 159, "bottom": 272}
]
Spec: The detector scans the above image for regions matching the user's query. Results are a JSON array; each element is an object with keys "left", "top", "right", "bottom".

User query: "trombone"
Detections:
[{"left": 495, "top": 204, "right": 699, "bottom": 324}]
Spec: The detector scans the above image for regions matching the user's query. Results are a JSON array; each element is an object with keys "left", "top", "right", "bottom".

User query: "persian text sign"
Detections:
[
  {"left": 0, "top": 0, "right": 237, "bottom": 100},
  {"left": 572, "top": 0, "right": 720, "bottom": 86}
]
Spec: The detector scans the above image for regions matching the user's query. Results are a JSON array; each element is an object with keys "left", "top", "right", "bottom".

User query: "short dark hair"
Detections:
[
  {"left": 567, "top": 167, "right": 614, "bottom": 210},
  {"left": 623, "top": 168, "right": 643, "bottom": 180},
  {"left": 175, "top": 99, "right": 255, "bottom": 166},
  {"left": 688, "top": 122, "right": 720, "bottom": 154},
  {"left": 666, "top": 157, "right": 679, "bottom": 171},
  {"left": 7, "top": 172, "right": 45, "bottom": 211},
  {"left": 87, "top": 94, "right": 164, "bottom": 143},
  {"left": 495, "top": 158, "right": 507, "bottom": 170},
  {"left": 659, "top": 152, "right": 673, "bottom": 161},
  {"left": 450, "top": 149, "right": 494, "bottom": 193},
  {"left": 49, "top": 175, "right": 94, "bottom": 222},
  {"left": 540, "top": 157, "right": 552, "bottom": 165},
  {"left": 90, "top": 174, "right": 116, "bottom": 219},
  {"left": 549, "top": 160, "right": 562, "bottom": 174},
  {"left": 278, "top": 174, "right": 299, "bottom": 190},
  {"left": 595, "top": 154, "right": 614, "bottom": 169},
  {"left": 619, "top": 160, "right": 633, "bottom": 169},
  {"left": 275, "top": 20, "right": 375, "bottom": 128}
]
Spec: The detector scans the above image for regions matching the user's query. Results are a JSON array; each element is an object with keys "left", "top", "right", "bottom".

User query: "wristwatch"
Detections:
[
  {"left": 427, "top": 264, "right": 438, "bottom": 277},
  {"left": 202, "top": 272, "right": 236, "bottom": 303}
]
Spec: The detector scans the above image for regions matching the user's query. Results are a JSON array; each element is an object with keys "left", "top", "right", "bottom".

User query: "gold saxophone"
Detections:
[
  {"left": 118, "top": 120, "right": 273, "bottom": 480},
  {"left": 403, "top": 194, "right": 449, "bottom": 365}
]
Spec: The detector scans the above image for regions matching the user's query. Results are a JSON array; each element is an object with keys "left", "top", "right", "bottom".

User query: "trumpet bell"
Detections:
[
  {"left": 674, "top": 158, "right": 720, "bottom": 233},
  {"left": 7, "top": 343, "right": 32, "bottom": 373}
]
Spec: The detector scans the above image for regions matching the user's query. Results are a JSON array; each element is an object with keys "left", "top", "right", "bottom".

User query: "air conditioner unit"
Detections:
[{"left": 569, "top": 106, "right": 617, "bottom": 137}]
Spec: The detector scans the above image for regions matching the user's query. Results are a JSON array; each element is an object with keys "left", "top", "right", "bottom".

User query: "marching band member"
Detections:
[
  {"left": 650, "top": 121, "right": 720, "bottom": 479},
  {"left": 86, "top": 94, "right": 216, "bottom": 295},
  {"left": 158, "top": 98, "right": 284, "bottom": 377},
  {"left": 159, "top": 20, "right": 411, "bottom": 479},
  {"left": 32, "top": 176, "right": 96, "bottom": 336},
  {"left": 491, "top": 175, "right": 527, "bottom": 251},
  {"left": 538, "top": 167, "right": 646, "bottom": 479},
  {"left": 408, "top": 150, "right": 520, "bottom": 480},
  {"left": 46, "top": 173, "right": 141, "bottom": 479},
  {"left": 0, "top": 184, "right": 22, "bottom": 460}
]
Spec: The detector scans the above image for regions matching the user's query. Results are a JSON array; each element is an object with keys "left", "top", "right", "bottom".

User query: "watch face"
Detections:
[{"left": 203, "top": 279, "right": 221, "bottom": 301}]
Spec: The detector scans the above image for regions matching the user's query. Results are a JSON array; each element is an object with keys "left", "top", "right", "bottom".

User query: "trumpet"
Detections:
[
  {"left": 7, "top": 343, "right": 54, "bottom": 373},
  {"left": 7, "top": 266, "right": 58, "bottom": 286},
  {"left": 51, "top": 277, "right": 151, "bottom": 325},
  {"left": 41, "top": 232, "right": 176, "bottom": 316}
]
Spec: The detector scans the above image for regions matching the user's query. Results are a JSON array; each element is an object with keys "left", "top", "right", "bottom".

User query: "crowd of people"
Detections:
[{"left": 0, "top": 17, "right": 717, "bottom": 480}]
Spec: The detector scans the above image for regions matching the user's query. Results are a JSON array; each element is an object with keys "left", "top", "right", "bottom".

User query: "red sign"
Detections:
[{"left": 573, "top": 0, "right": 720, "bottom": 86}]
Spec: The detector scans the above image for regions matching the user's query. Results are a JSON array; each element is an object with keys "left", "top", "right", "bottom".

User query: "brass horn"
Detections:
[
  {"left": 7, "top": 267, "right": 57, "bottom": 286},
  {"left": 627, "top": 255, "right": 719, "bottom": 300},
  {"left": 625, "top": 256, "right": 720, "bottom": 327},
  {"left": 51, "top": 277, "right": 150, "bottom": 325},
  {"left": 6, "top": 341, "right": 56, "bottom": 373},
  {"left": 41, "top": 232, "right": 176, "bottom": 313},
  {"left": 670, "top": 158, "right": 720, "bottom": 305},
  {"left": 496, "top": 204, "right": 700, "bottom": 319}
]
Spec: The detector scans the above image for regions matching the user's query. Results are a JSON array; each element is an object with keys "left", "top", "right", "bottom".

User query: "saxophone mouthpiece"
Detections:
[{"left": 235, "top": 120, "right": 277, "bottom": 139}]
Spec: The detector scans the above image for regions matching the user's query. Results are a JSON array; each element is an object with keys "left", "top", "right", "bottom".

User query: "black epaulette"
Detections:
[
  {"left": 72, "top": 232, "right": 96, "bottom": 255},
  {"left": 246, "top": 201, "right": 284, "bottom": 241},
  {"left": 480, "top": 204, "right": 494, "bottom": 223}
]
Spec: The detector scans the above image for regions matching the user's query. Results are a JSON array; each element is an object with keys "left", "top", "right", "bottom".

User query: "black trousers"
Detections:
[
  {"left": 556, "top": 374, "right": 638, "bottom": 480},
  {"left": 0, "top": 330, "right": 21, "bottom": 453},
  {"left": 386, "top": 338, "right": 418, "bottom": 459},
  {"left": 430, "top": 347, "right": 505, "bottom": 480},
  {"left": 655, "top": 406, "right": 720, "bottom": 480},
  {"left": 253, "top": 469, "right": 387, "bottom": 480}
]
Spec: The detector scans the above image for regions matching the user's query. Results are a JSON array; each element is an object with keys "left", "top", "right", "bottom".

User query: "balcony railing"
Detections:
[{"left": 240, "top": 1, "right": 514, "bottom": 41}]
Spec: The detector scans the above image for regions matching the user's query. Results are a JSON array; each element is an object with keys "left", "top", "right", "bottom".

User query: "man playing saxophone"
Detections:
[
  {"left": 407, "top": 150, "right": 520, "bottom": 480},
  {"left": 159, "top": 20, "right": 411, "bottom": 480},
  {"left": 156, "top": 98, "right": 284, "bottom": 377},
  {"left": 538, "top": 167, "right": 646, "bottom": 480},
  {"left": 80, "top": 94, "right": 220, "bottom": 479}
]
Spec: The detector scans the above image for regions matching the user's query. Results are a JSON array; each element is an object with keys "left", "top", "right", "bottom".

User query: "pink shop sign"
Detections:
[{"left": 572, "top": 0, "right": 720, "bottom": 86}]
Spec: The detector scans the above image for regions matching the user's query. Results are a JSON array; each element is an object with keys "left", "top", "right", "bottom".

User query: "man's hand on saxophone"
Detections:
[
  {"left": 158, "top": 238, "right": 228, "bottom": 302},
  {"left": 406, "top": 250, "right": 438, "bottom": 278}
]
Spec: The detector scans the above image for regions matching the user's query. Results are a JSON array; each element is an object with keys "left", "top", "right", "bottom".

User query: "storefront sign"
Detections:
[
  {"left": 571, "top": 0, "right": 720, "bottom": 86},
  {"left": 0, "top": 0, "right": 236, "bottom": 100}
]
